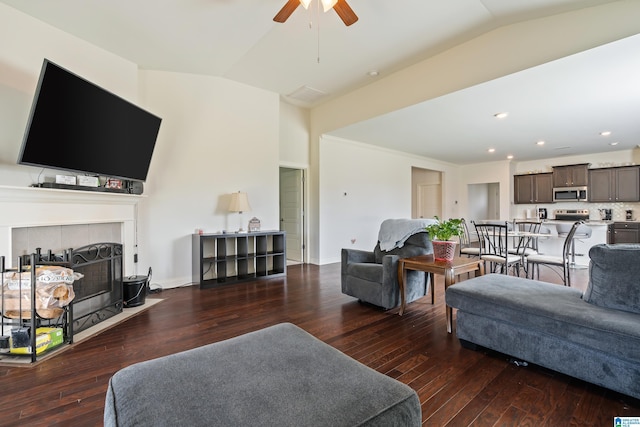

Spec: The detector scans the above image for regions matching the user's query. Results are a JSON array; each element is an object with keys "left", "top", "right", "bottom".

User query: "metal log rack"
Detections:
[{"left": 0, "top": 254, "right": 73, "bottom": 363}]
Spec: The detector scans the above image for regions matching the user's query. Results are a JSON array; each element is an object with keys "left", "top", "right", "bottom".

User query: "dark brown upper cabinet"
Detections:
[
  {"left": 514, "top": 173, "right": 553, "bottom": 204},
  {"left": 589, "top": 166, "right": 640, "bottom": 202},
  {"left": 552, "top": 164, "right": 589, "bottom": 188}
]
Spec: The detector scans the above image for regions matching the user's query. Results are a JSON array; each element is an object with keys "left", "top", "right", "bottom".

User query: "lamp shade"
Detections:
[{"left": 229, "top": 191, "right": 251, "bottom": 213}]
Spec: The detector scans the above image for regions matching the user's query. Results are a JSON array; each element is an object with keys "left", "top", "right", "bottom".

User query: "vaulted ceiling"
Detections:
[{"left": 3, "top": 0, "right": 639, "bottom": 164}]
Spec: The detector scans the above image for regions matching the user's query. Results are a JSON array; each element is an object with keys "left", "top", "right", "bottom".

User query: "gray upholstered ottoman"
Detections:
[{"left": 104, "top": 323, "right": 421, "bottom": 426}]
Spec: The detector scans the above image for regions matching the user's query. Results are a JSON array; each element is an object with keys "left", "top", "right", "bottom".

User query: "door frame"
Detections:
[{"left": 279, "top": 166, "right": 307, "bottom": 264}]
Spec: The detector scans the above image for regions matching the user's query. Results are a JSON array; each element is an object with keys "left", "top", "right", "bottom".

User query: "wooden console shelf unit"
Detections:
[{"left": 192, "top": 231, "right": 286, "bottom": 288}]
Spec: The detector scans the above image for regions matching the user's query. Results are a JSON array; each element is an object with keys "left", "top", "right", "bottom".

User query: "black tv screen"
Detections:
[{"left": 18, "top": 59, "right": 161, "bottom": 182}]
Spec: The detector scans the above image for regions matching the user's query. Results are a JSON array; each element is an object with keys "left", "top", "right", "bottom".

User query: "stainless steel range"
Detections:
[{"left": 553, "top": 209, "right": 590, "bottom": 221}]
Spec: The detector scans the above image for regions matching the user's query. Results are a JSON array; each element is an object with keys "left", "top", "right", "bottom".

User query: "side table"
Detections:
[{"left": 397, "top": 255, "right": 484, "bottom": 333}]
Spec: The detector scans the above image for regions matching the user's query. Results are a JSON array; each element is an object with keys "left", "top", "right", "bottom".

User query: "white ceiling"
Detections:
[
  {"left": 3, "top": 0, "right": 639, "bottom": 165},
  {"left": 328, "top": 33, "right": 640, "bottom": 164}
]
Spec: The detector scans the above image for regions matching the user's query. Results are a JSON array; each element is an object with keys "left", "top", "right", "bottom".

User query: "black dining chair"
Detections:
[
  {"left": 459, "top": 218, "right": 480, "bottom": 258},
  {"left": 510, "top": 220, "right": 542, "bottom": 274},
  {"left": 525, "top": 220, "right": 583, "bottom": 286},
  {"left": 556, "top": 221, "right": 592, "bottom": 267},
  {"left": 473, "top": 221, "right": 523, "bottom": 275}
]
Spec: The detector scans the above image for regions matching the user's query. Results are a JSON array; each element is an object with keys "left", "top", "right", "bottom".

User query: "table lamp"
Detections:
[{"left": 229, "top": 191, "right": 251, "bottom": 232}]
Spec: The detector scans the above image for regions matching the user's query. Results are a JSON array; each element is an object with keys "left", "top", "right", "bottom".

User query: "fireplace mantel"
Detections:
[
  {"left": 0, "top": 185, "right": 142, "bottom": 205},
  {"left": 0, "top": 185, "right": 142, "bottom": 273}
]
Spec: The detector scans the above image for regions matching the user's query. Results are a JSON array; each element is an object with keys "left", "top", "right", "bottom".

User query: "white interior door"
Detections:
[
  {"left": 279, "top": 168, "right": 304, "bottom": 262},
  {"left": 417, "top": 183, "right": 441, "bottom": 220}
]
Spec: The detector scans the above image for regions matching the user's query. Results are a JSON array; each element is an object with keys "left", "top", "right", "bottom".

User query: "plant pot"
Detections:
[{"left": 432, "top": 240, "right": 457, "bottom": 261}]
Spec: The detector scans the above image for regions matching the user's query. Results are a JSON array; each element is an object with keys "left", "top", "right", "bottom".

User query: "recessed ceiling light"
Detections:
[
  {"left": 536, "top": 140, "right": 545, "bottom": 146},
  {"left": 494, "top": 112, "right": 508, "bottom": 119},
  {"left": 600, "top": 131, "right": 612, "bottom": 136},
  {"left": 610, "top": 141, "right": 619, "bottom": 146},
  {"left": 507, "top": 155, "right": 514, "bottom": 160},
  {"left": 488, "top": 148, "right": 496, "bottom": 153},
  {"left": 367, "top": 70, "right": 379, "bottom": 77}
]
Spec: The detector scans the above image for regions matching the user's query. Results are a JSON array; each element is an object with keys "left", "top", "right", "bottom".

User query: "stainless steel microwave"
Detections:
[{"left": 553, "top": 186, "right": 588, "bottom": 202}]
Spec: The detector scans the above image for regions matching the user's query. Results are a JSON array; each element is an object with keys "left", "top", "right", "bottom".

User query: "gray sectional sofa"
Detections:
[{"left": 445, "top": 244, "right": 640, "bottom": 399}]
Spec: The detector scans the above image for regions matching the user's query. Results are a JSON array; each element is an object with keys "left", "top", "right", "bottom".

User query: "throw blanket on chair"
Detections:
[{"left": 378, "top": 218, "right": 437, "bottom": 251}]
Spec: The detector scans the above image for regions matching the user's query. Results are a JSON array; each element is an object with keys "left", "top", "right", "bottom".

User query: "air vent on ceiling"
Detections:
[{"left": 286, "top": 85, "right": 327, "bottom": 104}]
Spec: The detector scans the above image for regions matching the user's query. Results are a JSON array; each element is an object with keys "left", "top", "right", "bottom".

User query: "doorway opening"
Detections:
[
  {"left": 279, "top": 167, "right": 306, "bottom": 264},
  {"left": 412, "top": 167, "right": 442, "bottom": 220},
  {"left": 467, "top": 182, "right": 500, "bottom": 221}
]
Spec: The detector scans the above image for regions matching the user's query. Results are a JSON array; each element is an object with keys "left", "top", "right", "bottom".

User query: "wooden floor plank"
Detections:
[{"left": 0, "top": 263, "right": 638, "bottom": 426}]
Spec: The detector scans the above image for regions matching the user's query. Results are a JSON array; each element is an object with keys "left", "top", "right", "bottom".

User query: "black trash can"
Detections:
[{"left": 123, "top": 267, "right": 151, "bottom": 308}]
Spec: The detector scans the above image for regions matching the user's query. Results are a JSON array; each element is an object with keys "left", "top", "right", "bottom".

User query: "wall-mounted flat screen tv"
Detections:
[{"left": 18, "top": 59, "right": 162, "bottom": 182}]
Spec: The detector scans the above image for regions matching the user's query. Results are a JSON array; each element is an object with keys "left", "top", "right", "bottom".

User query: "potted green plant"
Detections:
[{"left": 425, "top": 216, "right": 464, "bottom": 261}]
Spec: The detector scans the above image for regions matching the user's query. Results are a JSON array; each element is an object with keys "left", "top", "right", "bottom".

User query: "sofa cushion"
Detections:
[
  {"left": 374, "top": 232, "right": 432, "bottom": 263},
  {"left": 584, "top": 244, "right": 640, "bottom": 315},
  {"left": 346, "top": 262, "right": 383, "bottom": 283},
  {"left": 445, "top": 274, "right": 640, "bottom": 361}
]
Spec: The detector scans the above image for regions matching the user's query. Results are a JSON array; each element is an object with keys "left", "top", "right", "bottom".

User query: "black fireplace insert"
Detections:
[{"left": 27, "top": 243, "right": 123, "bottom": 335}]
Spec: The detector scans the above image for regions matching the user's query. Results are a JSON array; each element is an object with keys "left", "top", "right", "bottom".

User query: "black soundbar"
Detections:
[{"left": 33, "top": 182, "right": 133, "bottom": 194}]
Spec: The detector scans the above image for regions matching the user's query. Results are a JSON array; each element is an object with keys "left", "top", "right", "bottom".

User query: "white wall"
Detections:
[
  {"left": 137, "top": 70, "right": 280, "bottom": 286},
  {"left": 279, "top": 101, "right": 309, "bottom": 168},
  {"left": 4, "top": 2, "right": 640, "bottom": 281},
  {"left": 467, "top": 184, "right": 490, "bottom": 221},
  {"left": 307, "top": 2, "right": 640, "bottom": 265},
  {"left": 318, "top": 136, "right": 459, "bottom": 264},
  {"left": 513, "top": 148, "right": 640, "bottom": 175},
  {"left": 0, "top": 3, "right": 139, "bottom": 186},
  {"left": 0, "top": 4, "right": 282, "bottom": 288},
  {"left": 458, "top": 160, "right": 513, "bottom": 222},
  {"left": 0, "top": 4, "right": 142, "bottom": 274}
]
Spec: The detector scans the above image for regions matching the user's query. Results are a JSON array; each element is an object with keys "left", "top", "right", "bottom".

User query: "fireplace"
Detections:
[
  {"left": 0, "top": 185, "right": 140, "bottom": 333},
  {"left": 27, "top": 243, "right": 124, "bottom": 335},
  {"left": 68, "top": 243, "right": 123, "bottom": 334},
  {"left": 0, "top": 185, "right": 139, "bottom": 273}
]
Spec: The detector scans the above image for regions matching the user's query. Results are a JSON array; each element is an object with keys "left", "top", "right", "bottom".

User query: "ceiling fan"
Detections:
[{"left": 274, "top": 0, "right": 358, "bottom": 26}]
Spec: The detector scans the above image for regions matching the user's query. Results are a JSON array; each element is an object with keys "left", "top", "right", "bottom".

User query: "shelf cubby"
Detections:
[{"left": 193, "top": 231, "right": 286, "bottom": 288}]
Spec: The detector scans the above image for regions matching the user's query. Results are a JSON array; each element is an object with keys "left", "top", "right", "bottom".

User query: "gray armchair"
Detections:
[{"left": 341, "top": 232, "right": 433, "bottom": 309}]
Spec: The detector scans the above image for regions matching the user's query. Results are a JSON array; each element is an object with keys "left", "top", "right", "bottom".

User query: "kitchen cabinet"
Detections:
[
  {"left": 612, "top": 222, "right": 640, "bottom": 244},
  {"left": 589, "top": 166, "right": 640, "bottom": 202},
  {"left": 552, "top": 164, "right": 589, "bottom": 187},
  {"left": 607, "top": 223, "right": 614, "bottom": 244},
  {"left": 514, "top": 173, "right": 553, "bottom": 204}
]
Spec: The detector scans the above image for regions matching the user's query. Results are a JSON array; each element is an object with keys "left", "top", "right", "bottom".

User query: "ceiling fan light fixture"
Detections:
[
  {"left": 300, "top": 0, "right": 337, "bottom": 11},
  {"left": 321, "top": 0, "right": 338, "bottom": 12}
]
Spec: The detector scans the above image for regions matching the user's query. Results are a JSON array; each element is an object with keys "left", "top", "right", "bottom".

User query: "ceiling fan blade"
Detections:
[
  {"left": 274, "top": 0, "right": 300, "bottom": 23},
  {"left": 333, "top": 0, "right": 358, "bottom": 26}
]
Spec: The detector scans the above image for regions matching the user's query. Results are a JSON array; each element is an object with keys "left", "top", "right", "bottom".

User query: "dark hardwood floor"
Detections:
[{"left": 0, "top": 262, "right": 638, "bottom": 426}]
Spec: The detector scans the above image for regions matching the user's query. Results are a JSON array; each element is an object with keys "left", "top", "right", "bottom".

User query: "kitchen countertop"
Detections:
[
  {"left": 541, "top": 219, "right": 610, "bottom": 226},
  {"left": 508, "top": 219, "right": 639, "bottom": 225}
]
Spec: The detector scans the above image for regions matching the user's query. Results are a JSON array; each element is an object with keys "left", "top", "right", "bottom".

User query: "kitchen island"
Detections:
[{"left": 537, "top": 220, "right": 610, "bottom": 267}]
